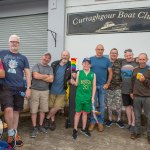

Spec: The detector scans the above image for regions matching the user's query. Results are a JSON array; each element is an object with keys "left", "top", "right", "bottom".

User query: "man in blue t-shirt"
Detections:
[
  {"left": 89, "top": 44, "right": 112, "bottom": 132},
  {"left": 0, "top": 35, "right": 31, "bottom": 148}
]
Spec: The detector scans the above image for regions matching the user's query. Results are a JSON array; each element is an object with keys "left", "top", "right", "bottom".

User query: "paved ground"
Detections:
[{"left": 12, "top": 115, "right": 150, "bottom": 150}]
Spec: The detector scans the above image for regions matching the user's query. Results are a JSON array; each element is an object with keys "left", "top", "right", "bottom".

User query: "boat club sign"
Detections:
[{"left": 67, "top": 7, "right": 150, "bottom": 35}]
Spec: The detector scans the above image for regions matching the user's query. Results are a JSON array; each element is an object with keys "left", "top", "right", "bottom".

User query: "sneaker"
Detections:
[
  {"left": 30, "top": 127, "right": 39, "bottom": 138},
  {"left": 80, "top": 129, "right": 91, "bottom": 137},
  {"left": 88, "top": 124, "right": 95, "bottom": 132},
  {"left": 50, "top": 121, "right": 56, "bottom": 131},
  {"left": 72, "top": 129, "right": 78, "bottom": 139},
  {"left": 15, "top": 134, "right": 24, "bottom": 147},
  {"left": 44, "top": 118, "right": 50, "bottom": 129},
  {"left": 116, "top": 120, "right": 124, "bottom": 128},
  {"left": 105, "top": 120, "right": 113, "bottom": 127},
  {"left": 7, "top": 130, "right": 16, "bottom": 148},
  {"left": 126, "top": 124, "right": 131, "bottom": 130},
  {"left": 39, "top": 126, "right": 47, "bottom": 134}
]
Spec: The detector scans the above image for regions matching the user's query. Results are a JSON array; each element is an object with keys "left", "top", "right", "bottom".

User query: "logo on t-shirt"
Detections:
[
  {"left": 81, "top": 79, "right": 92, "bottom": 90},
  {"left": 8, "top": 59, "right": 18, "bottom": 74},
  {"left": 121, "top": 64, "right": 134, "bottom": 79}
]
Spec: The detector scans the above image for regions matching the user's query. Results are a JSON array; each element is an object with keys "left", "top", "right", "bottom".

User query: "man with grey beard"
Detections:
[
  {"left": 44, "top": 50, "right": 71, "bottom": 130},
  {"left": 0, "top": 34, "right": 31, "bottom": 148}
]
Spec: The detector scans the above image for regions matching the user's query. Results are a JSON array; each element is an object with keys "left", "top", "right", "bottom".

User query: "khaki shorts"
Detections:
[
  {"left": 49, "top": 94, "right": 65, "bottom": 109},
  {"left": 30, "top": 89, "right": 49, "bottom": 113}
]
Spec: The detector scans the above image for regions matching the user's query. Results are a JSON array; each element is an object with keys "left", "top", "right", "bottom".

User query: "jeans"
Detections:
[
  {"left": 133, "top": 96, "right": 150, "bottom": 136},
  {"left": 90, "top": 85, "right": 107, "bottom": 124}
]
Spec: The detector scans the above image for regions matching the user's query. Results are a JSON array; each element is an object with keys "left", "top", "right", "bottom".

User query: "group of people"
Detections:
[
  {"left": 0, "top": 34, "right": 72, "bottom": 148},
  {"left": 71, "top": 44, "right": 150, "bottom": 145},
  {"left": 0, "top": 34, "right": 150, "bottom": 149}
]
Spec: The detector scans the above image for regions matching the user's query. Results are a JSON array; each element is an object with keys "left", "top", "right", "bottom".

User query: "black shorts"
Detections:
[
  {"left": 122, "top": 94, "right": 133, "bottom": 106},
  {"left": 0, "top": 88, "right": 25, "bottom": 111}
]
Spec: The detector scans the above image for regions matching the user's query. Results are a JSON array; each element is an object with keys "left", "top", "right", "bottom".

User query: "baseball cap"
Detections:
[{"left": 82, "top": 58, "right": 91, "bottom": 64}]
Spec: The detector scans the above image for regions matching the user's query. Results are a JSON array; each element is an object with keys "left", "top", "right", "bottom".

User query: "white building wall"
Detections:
[
  {"left": 48, "top": 0, "right": 65, "bottom": 62},
  {"left": 65, "top": 0, "right": 150, "bottom": 69}
]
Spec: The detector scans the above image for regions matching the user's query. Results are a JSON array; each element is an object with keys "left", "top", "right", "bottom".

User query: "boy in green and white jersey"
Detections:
[{"left": 71, "top": 58, "right": 96, "bottom": 139}]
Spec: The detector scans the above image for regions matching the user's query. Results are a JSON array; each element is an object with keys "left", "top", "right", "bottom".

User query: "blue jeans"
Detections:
[{"left": 90, "top": 85, "right": 107, "bottom": 124}]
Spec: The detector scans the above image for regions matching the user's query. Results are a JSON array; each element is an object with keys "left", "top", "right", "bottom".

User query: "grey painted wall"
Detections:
[
  {"left": 48, "top": 0, "right": 65, "bottom": 62},
  {"left": 0, "top": 0, "right": 48, "bottom": 18}
]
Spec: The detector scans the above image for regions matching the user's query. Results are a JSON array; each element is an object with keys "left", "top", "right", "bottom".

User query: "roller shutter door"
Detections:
[{"left": 0, "top": 13, "right": 48, "bottom": 69}]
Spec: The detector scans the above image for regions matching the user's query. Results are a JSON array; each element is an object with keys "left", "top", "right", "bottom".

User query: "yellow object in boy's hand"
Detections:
[{"left": 136, "top": 73, "right": 143, "bottom": 80}]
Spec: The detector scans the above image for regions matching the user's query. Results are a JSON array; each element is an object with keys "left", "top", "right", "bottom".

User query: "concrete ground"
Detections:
[{"left": 12, "top": 115, "right": 150, "bottom": 150}]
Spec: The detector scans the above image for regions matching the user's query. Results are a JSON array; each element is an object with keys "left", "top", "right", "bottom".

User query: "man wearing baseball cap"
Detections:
[{"left": 30, "top": 52, "right": 54, "bottom": 138}]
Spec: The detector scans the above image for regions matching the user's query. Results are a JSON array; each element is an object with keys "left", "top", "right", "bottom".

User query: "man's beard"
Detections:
[
  {"left": 62, "top": 58, "right": 68, "bottom": 64},
  {"left": 11, "top": 47, "right": 19, "bottom": 51}
]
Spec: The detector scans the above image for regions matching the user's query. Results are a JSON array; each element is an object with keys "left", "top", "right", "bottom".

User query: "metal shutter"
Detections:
[{"left": 0, "top": 13, "right": 48, "bottom": 69}]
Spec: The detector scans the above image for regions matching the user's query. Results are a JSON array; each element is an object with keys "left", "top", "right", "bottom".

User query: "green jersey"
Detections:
[{"left": 76, "top": 70, "right": 94, "bottom": 103}]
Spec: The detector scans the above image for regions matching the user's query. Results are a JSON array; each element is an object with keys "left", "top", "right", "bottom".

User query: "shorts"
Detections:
[
  {"left": 30, "top": 89, "right": 49, "bottom": 113},
  {"left": 122, "top": 94, "right": 133, "bottom": 106},
  {"left": 49, "top": 94, "right": 65, "bottom": 109},
  {"left": 76, "top": 99, "right": 91, "bottom": 113},
  {"left": 0, "top": 88, "right": 24, "bottom": 111},
  {"left": 106, "top": 89, "right": 122, "bottom": 110}
]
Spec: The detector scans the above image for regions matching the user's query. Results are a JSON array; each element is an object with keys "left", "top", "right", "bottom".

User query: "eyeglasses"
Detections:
[
  {"left": 10, "top": 41, "right": 19, "bottom": 44},
  {"left": 124, "top": 49, "right": 132, "bottom": 53}
]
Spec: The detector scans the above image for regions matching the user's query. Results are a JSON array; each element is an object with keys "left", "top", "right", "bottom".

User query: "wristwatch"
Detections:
[{"left": 27, "top": 86, "right": 31, "bottom": 89}]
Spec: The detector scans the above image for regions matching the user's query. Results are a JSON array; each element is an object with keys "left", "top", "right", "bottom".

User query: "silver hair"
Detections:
[{"left": 9, "top": 34, "right": 20, "bottom": 43}]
